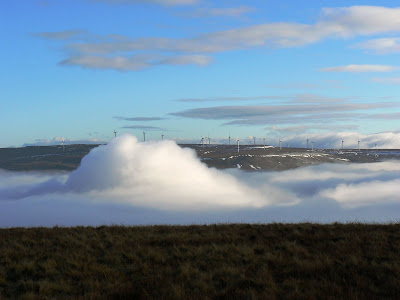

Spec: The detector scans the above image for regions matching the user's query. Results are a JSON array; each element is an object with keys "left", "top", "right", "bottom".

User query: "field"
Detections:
[{"left": 1, "top": 224, "right": 400, "bottom": 299}]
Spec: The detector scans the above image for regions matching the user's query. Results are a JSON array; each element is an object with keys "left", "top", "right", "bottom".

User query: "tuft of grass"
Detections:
[{"left": 1, "top": 223, "right": 400, "bottom": 299}]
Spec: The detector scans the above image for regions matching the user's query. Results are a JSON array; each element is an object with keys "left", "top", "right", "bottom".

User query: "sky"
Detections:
[{"left": 1, "top": 0, "right": 400, "bottom": 148}]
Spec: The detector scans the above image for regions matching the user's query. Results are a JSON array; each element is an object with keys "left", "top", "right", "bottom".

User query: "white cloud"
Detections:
[
  {"left": 170, "top": 102, "right": 396, "bottom": 126},
  {"left": 113, "top": 116, "right": 165, "bottom": 121},
  {"left": 174, "top": 93, "right": 347, "bottom": 103},
  {"left": 321, "top": 179, "right": 400, "bottom": 208},
  {"left": 60, "top": 54, "right": 213, "bottom": 71},
  {"left": 320, "top": 64, "right": 399, "bottom": 72},
  {"left": 372, "top": 77, "right": 400, "bottom": 85},
  {"left": 2, "top": 134, "right": 278, "bottom": 210},
  {"left": 279, "top": 131, "right": 400, "bottom": 149},
  {"left": 185, "top": 6, "right": 254, "bottom": 18},
  {"left": 158, "top": 54, "right": 213, "bottom": 65},
  {"left": 23, "top": 137, "right": 105, "bottom": 146},
  {"left": 37, "top": 6, "right": 400, "bottom": 71},
  {"left": 93, "top": 0, "right": 199, "bottom": 6},
  {"left": 320, "top": 6, "right": 400, "bottom": 36},
  {"left": 356, "top": 37, "right": 400, "bottom": 54},
  {"left": 122, "top": 125, "right": 165, "bottom": 131}
]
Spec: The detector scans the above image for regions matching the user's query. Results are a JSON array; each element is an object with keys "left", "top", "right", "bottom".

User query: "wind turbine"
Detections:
[
  {"left": 263, "top": 137, "right": 266, "bottom": 149},
  {"left": 200, "top": 137, "right": 204, "bottom": 148},
  {"left": 307, "top": 138, "right": 309, "bottom": 149},
  {"left": 358, "top": 140, "right": 360, "bottom": 151},
  {"left": 253, "top": 136, "right": 256, "bottom": 146},
  {"left": 237, "top": 138, "right": 240, "bottom": 153},
  {"left": 114, "top": 130, "right": 117, "bottom": 138},
  {"left": 143, "top": 132, "right": 146, "bottom": 142},
  {"left": 311, "top": 141, "right": 314, "bottom": 151},
  {"left": 62, "top": 137, "right": 65, "bottom": 152},
  {"left": 279, "top": 140, "right": 282, "bottom": 151},
  {"left": 161, "top": 134, "right": 164, "bottom": 141},
  {"left": 228, "top": 133, "right": 231, "bottom": 146},
  {"left": 342, "top": 140, "right": 344, "bottom": 150}
]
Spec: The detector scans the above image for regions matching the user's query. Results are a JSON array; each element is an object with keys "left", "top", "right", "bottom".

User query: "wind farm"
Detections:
[
  {"left": 1, "top": 136, "right": 399, "bottom": 172},
  {"left": 3, "top": 0, "right": 400, "bottom": 298}
]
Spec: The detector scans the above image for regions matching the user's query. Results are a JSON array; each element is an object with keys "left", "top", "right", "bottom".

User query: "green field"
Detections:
[{"left": 1, "top": 224, "right": 400, "bottom": 299}]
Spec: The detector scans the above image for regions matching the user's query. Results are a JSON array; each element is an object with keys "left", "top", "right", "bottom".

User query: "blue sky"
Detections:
[{"left": 1, "top": 0, "right": 400, "bottom": 148}]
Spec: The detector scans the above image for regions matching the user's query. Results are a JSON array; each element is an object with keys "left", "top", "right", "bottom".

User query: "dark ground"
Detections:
[
  {"left": 1, "top": 144, "right": 399, "bottom": 172},
  {"left": 1, "top": 224, "right": 400, "bottom": 299}
]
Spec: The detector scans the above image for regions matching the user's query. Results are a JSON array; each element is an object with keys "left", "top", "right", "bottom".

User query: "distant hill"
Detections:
[{"left": 1, "top": 144, "right": 399, "bottom": 172}]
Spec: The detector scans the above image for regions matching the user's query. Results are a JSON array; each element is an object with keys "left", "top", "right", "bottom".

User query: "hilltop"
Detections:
[{"left": 1, "top": 143, "right": 399, "bottom": 172}]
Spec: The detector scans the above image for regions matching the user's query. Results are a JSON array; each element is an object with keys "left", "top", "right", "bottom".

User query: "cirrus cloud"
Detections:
[
  {"left": 320, "top": 64, "right": 400, "bottom": 73},
  {"left": 92, "top": 0, "right": 199, "bottom": 6},
  {"left": 356, "top": 37, "right": 400, "bottom": 54},
  {"left": 37, "top": 6, "right": 400, "bottom": 71}
]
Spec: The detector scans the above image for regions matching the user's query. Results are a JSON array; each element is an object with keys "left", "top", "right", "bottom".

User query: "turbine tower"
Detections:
[
  {"left": 253, "top": 136, "right": 256, "bottom": 146},
  {"left": 143, "top": 132, "right": 146, "bottom": 142},
  {"left": 114, "top": 130, "right": 117, "bottom": 138},
  {"left": 62, "top": 137, "right": 65, "bottom": 152},
  {"left": 342, "top": 140, "right": 344, "bottom": 150},
  {"left": 263, "top": 137, "right": 266, "bottom": 149},
  {"left": 161, "top": 134, "right": 164, "bottom": 141},
  {"left": 237, "top": 138, "right": 240, "bottom": 153},
  {"left": 358, "top": 140, "right": 360, "bottom": 151},
  {"left": 200, "top": 137, "right": 204, "bottom": 148},
  {"left": 311, "top": 141, "right": 314, "bottom": 151},
  {"left": 307, "top": 138, "right": 309, "bottom": 149},
  {"left": 279, "top": 140, "right": 282, "bottom": 151},
  {"left": 228, "top": 133, "right": 231, "bottom": 146}
]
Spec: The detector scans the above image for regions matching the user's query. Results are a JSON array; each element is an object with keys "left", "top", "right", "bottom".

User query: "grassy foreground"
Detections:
[{"left": 1, "top": 224, "right": 400, "bottom": 299}]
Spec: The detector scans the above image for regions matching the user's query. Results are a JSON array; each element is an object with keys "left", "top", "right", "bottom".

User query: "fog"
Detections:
[{"left": 1, "top": 134, "right": 399, "bottom": 227}]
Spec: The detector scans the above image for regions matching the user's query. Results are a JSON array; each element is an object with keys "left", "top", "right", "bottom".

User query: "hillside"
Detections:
[
  {"left": 1, "top": 224, "right": 400, "bottom": 299},
  {"left": 1, "top": 144, "right": 399, "bottom": 172}
]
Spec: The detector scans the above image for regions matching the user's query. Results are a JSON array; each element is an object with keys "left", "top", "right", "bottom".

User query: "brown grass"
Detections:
[{"left": 1, "top": 223, "right": 400, "bottom": 299}]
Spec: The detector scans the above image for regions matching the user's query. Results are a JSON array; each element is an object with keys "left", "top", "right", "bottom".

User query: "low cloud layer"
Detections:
[
  {"left": 22, "top": 137, "right": 106, "bottom": 147},
  {"left": 1, "top": 134, "right": 400, "bottom": 226},
  {"left": 275, "top": 131, "right": 400, "bottom": 149}
]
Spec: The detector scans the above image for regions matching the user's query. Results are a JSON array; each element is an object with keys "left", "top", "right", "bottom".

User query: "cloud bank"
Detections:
[
  {"left": 170, "top": 101, "right": 396, "bottom": 126},
  {"left": 22, "top": 137, "right": 106, "bottom": 147},
  {"left": 1, "top": 134, "right": 400, "bottom": 226},
  {"left": 274, "top": 131, "right": 400, "bottom": 149}
]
